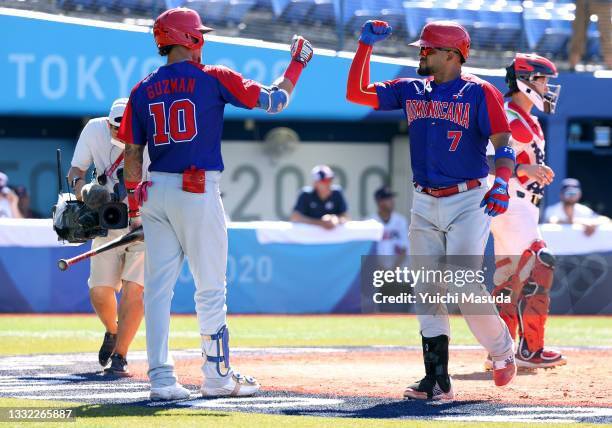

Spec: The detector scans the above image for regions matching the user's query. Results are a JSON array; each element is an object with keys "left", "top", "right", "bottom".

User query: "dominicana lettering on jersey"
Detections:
[{"left": 405, "top": 100, "right": 470, "bottom": 128}]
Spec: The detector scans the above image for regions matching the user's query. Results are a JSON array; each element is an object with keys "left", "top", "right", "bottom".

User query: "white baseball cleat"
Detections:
[
  {"left": 201, "top": 373, "right": 260, "bottom": 397},
  {"left": 150, "top": 383, "right": 191, "bottom": 401}
]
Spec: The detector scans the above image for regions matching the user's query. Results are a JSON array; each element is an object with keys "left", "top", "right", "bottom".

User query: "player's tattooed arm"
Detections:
[{"left": 124, "top": 144, "right": 144, "bottom": 184}]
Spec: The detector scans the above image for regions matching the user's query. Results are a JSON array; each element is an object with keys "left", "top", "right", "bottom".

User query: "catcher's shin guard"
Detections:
[
  {"left": 492, "top": 283, "right": 518, "bottom": 341},
  {"left": 517, "top": 240, "right": 555, "bottom": 354}
]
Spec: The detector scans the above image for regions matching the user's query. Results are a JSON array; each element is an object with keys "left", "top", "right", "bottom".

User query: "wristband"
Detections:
[
  {"left": 495, "top": 166, "right": 512, "bottom": 184},
  {"left": 125, "top": 180, "right": 140, "bottom": 218},
  {"left": 494, "top": 145, "right": 516, "bottom": 162},
  {"left": 283, "top": 60, "right": 304, "bottom": 86}
]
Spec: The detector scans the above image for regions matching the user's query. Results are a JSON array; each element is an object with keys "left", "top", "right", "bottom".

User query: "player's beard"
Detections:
[{"left": 417, "top": 64, "right": 434, "bottom": 76}]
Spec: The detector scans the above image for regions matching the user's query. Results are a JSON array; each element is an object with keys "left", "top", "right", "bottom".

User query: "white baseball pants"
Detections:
[
  {"left": 408, "top": 182, "right": 514, "bottom": 361},
  {"left": 141, "top": 171, "right": 228, "bottom": 388}
]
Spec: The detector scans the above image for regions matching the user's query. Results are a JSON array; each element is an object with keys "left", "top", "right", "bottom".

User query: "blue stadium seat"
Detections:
[
  {"left": 185, "top": 0, "right": 231, "bottom": 24},
  {"left": 270, "top": 0, "right": 289, "bottom": 15},
  {"left": 59, "top": 0, "right": 98, "bottom": 12},
  {"left": 536, "top": 10, "right": 573, "bottom": 57},
  {"left": 402, "top": 1, "right": 434, "bottom": 38},
  {"left": 226, "top": 0, "right": 257, "bottom": 23},
  {"left": 282, "top": 0, "right": 316, "bottom": 23},
  {"left": 310, "top": 0, "right": 336, "bottom": 25},
  {"left": 523, "top": 13, "right": 550, "bottom": 50}
]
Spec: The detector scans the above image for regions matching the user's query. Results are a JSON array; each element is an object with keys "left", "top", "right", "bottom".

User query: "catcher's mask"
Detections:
[{"left": 505, "top": 53, "right": 561, "bottom": 114}]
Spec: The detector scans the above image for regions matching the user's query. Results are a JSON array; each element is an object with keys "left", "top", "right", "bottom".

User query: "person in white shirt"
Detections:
[
  {"left": 0, "top": 173, "right": 22, "bottom": 219},
  {"left": 545, "top": 178, "right": 610, "bottom": 236},
  {"left": 371, "top": 186, "right": 409, "bottom": 259},
  {"left": 67, "top": 98, "right": 149, "bottom": 377}
]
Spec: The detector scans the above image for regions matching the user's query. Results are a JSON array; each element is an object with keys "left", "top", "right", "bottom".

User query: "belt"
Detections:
[
  {"left": 414, "top": 179, "right": 481, "bottom": 198},
  {"left": 516, "top": 190, "right": 542, "bottom": 207}
]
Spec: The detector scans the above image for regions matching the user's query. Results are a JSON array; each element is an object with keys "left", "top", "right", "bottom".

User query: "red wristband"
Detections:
[
  {"left": 125, "top": 180, "right": 140, "bottom": 217},
  {"left": 283, "top": 60, "right": 304, "bottom": 86},
  {"left": 495, "top": 166, "right": 512, "bottom": 184}
]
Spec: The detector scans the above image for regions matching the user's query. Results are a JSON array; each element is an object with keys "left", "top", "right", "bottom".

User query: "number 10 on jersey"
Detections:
[{"left": 149, "top": 99, "right": 198, "bottom": 145}]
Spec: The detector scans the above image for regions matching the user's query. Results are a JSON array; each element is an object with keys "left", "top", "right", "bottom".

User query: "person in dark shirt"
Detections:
[{"left": 290, "top": 165, "right": 349, "bottom": 229}]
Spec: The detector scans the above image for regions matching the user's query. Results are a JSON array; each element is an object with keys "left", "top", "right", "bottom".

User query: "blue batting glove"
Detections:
[
  {"left": 359, "top": 20, "right": 392, "bottom": 46},
  {"left": 480, "top": 177, "right": 510, "bottom": 217}
]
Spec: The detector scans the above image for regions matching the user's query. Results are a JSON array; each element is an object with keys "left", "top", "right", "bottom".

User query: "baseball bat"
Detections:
[{"left": 58, "top": 226, "right": 144, "bottom": 271}]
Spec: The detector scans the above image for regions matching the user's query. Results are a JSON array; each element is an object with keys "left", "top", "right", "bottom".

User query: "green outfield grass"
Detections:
[
  {"left": 0, "top": 398, "right": 599, "bottom": 428},
  {"left": 0, "top": 314, "right": 609, "bottom": 356}
]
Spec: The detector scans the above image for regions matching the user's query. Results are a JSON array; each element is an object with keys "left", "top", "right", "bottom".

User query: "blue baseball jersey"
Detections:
[
  {"left": 375, "top": 73, "right": 510, "bottom": 188},
  {"left": 293, "top": 186, "right": 348, "bottom": 219},
  {"left": 118, "top": 61, "right": 261, "bottom": 173}
]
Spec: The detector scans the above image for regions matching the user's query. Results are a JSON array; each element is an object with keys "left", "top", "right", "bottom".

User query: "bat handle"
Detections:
[{"left": 58, "top": 259, "right": 69, "bottom": 271}]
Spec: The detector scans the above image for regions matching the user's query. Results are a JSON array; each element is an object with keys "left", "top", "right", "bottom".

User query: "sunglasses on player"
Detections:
[{"left": 420, "top": 47, "right": 460, "bottom": 57}]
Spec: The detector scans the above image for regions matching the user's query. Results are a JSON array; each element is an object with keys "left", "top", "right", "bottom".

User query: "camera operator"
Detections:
[{"left": 67, "top": 98, "right": 149, "bottom": 376}]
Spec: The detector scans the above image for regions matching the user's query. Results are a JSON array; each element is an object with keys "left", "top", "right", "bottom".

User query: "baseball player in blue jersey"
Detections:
[
  {"left": 347, "top": 20, "right": 517, "bottom": 400},
  {"left": 118, "top": 7, "right": 313, "bottom": 401}
]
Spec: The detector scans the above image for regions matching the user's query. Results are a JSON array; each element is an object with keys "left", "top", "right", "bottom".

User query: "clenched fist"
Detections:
[
  {"left": 290, "top": 35, "right": 313, "bottom": 67},
  {"left": 359, "top": 20, "right": 392, "bottom": 46}
]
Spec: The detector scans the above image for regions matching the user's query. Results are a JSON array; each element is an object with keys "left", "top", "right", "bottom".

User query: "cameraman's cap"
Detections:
[
  {"left": 561, "top": 178, "right": 581, "bottom": 190},
  {"left": 374, "top": 186, "right": 396, "bottom": 201},
  {"left": 108, "top": 98, "right": 129, "bottom": 127},
  {"left": 311, "top": 165, "right": 334, "bottom": 182}
]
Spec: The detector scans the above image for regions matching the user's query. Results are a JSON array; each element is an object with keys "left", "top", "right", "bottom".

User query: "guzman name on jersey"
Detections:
[{"left": 146, "top": 78, "right": 196, "bottom": 99}]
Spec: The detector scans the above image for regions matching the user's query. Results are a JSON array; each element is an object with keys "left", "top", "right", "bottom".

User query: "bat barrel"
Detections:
[{"left": 58, "top": 259, "right": 69, "bottom": 271}]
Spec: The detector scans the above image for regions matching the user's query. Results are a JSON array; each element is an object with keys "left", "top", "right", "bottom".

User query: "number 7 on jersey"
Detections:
[{"left": 447, "top": 130, "right": 462, "bottom": 152}]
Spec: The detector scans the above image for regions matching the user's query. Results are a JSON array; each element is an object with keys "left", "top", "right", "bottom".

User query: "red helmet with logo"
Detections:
[
  {"left": 409, "top": 21, "right": 471, "bottom": 62},
  {"left": 505, "top": 53, "right": 560, "bottom": 114},
  {"left": 153, "top": 7, "right": 213, "bottom": 50}
]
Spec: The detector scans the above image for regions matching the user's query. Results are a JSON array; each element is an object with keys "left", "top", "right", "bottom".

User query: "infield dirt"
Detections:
[{"left": 129, "top": 347, "right": 611, "bottom": 407}]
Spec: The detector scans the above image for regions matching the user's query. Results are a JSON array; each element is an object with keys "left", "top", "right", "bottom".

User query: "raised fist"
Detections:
[
  {"left": 359, "top": 20, "right": 392, "bottom": 46},
  {"left": 290, "top": 35, "right": 313, "bottom": 67}
]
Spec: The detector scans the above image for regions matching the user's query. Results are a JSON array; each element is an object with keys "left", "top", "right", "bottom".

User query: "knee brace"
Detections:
[{"left": 202, "top": 325, "right": 231, "bottom": 377}]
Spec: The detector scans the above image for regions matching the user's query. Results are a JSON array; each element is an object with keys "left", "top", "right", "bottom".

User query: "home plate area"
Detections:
[{"left": 0, "top": 349, "right": 611, "bottom": 424}]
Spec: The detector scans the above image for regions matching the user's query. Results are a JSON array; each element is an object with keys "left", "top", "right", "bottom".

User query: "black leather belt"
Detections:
[{"left": 516, "top": 190, "right": 542, "bottom": 207}]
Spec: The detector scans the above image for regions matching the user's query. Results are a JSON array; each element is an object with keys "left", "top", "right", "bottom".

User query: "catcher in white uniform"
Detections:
[
  {"left": 486, "top": 53, "right": 566, "bottom": 370},
  {"left": 68, "top": 98, "right": 149, "bottom": 376}
]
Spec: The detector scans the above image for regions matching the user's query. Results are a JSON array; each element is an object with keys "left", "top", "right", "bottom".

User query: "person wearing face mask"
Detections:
[
  {"left": 545, "top": 178, "right": 610, "bottom": 235},
  {"left": 486, "top": 53, "right": 567, "bottom": 373}
]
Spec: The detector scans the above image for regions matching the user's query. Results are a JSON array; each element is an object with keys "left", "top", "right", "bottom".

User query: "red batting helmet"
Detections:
[
  {"left": 409, "top": 21, "right": 471, "bottom": 62},
  {"left": 505, "top": 53, "right": 560, "bottom": 114},
  {"left": 153, "top": 7, "right": 213, "bottom": 50}
]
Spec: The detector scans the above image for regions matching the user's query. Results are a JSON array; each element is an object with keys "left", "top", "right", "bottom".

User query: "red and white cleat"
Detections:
[
  {"left": 516, "top": 347, "right": 567, "bottom": 369},
  {"left": 493, "top": 354, "right": 517, "bottom": 387}
]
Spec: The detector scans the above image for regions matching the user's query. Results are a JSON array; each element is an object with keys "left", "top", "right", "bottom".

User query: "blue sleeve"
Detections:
[
  {"left": 374, "top": 79, "right": 404, "bottom": 111},
  {"left": 293, "top": 192, "right": 309, "bottom": 215}
]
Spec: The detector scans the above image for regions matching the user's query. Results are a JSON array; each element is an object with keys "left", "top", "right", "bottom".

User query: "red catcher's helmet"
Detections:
[
  {"left": 153, "top": 8, "right": 213, "bottom": 51},
  {"left": 505, "top": 53, "right": 560, "bottom": 114},
  {"left": 409, "top": 21, "right": 471, "bottom": 61}
]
